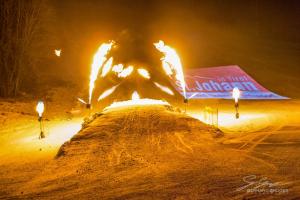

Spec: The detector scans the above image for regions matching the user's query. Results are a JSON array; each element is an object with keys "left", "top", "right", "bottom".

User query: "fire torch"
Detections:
[
  {"left": 36, "top": 101, "right": 45, "bottom": 139},
  {"left": 232, "top": 87, "right": 240, "bottom": 119}
]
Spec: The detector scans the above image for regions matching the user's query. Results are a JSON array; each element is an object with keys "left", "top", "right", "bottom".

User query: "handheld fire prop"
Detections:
[
  {"left": 232, "top": 87, "right": 240, "bottom": 119},
  {"left": 36, "top": 101, "right": 45, "bottom": 139}
]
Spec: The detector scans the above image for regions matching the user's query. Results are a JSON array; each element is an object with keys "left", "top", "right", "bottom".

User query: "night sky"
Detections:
[{"left": 52, "top": 0, "right": 300, "bottom": 97}]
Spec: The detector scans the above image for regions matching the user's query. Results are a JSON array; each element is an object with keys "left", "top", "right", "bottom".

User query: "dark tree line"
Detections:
[{"left": 0, "top": 0, "right": 55, "bottom": 97}]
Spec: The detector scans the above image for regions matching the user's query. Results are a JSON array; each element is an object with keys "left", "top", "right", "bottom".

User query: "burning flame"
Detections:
[
  {"left": 154, "top": 40, "right": 186, "bottom": 99},
  {"left": 131, "top": 91, "right": 140, "bottom": 100},
  {"left": 89, "top": 41, "right": 114, "bottom": 104},
  {"left": 112, "top": 64, "right": 124, "bottom": 73},
  {"left": 154, "top": 82, "right": 174, "bottom": 95},
  {"left": 137, "top": 68, "right": 150, "bottom": 79},
  {"left": 54, "top": 49, "right": 61, "bottom": 57},
  {"left": 98, "top": 85, "right": 119, "bottom": 101},
  {"left": 232, "top": 87, "right": 240, "bottom": 103},
  {"left": 77, "top": 97, "right": 87, "bottom": 105},
  {"left": 101, "top": 57, "right": 113, "bottom": 77},
  {"left": 118, "top": 66, "right": 134, "bottom": 78},
  {"left": 36, "top": 101, "right": 44, "bottom": 117}
]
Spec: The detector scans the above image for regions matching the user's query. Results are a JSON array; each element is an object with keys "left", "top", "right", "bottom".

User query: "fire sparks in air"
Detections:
[
  {"left": 154, "top": 40, "right": 186, "bottom": 99},
  {"left": 137, "top": 68, "right": 150, "bottom": 79},
  {"left": 118, "top": 66, "right": 134, "bottom": 78},
  {"left": 154, "top": 82, "right": 174, "bottom": 95},
  {"left": 77, "top": 98, "right": 87, "bottom": 105},
  {"left": 112, "top": 64, "right": 124, "bottom": 73},
  {"left": 88, "top": 41, "right": 114, "bottom": 104},
  {"left": 98, "top": 85, "right": 119, "bottom": 101}
]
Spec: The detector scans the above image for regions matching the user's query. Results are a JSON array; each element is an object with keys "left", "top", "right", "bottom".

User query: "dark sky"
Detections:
[{"left": 53, "top": 0, "right": 300, "bottom": 97}]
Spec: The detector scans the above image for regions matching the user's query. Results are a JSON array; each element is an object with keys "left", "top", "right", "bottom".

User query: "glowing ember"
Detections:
[
  {"left": 101, "top": 57, "right": 113, "bottom": 77},
  {"left": 77, "top": 97, "right": 87, "bottom": 105},
  {"left": 98, "top": 85, "right": 119, "bottom": 101},
  {"left": 132, "top": 91, "right": 140, "bottom": 100},
  {"left": 54, "top": 49, "right": 61, "bottom": 57},
  {"left": 137, "top": 68, "right": 150, "bottom": 79},
  {"left": 118, "top": 66, "right": 134, "bottom": 78},
  {"left": 154, "top": 40, "right": 186, "bottom": 99},
  {"left": 89, "top": 41, "right": 114, "bottom": 104},
  {"left": 112, "top": 64, "right": 124, "bottom": 73},
  {"left": 154, "top": 82, "right": 174, "bottom": 95},
  {"left": 232, "top": 87, "right": 240, "bottom": 103},
  {"left": 36, "top": 101, "right": 44, "bottom": 117}
]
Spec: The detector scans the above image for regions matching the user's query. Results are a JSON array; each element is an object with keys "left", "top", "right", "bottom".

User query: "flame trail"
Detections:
[
  {"left": 154, "top": 82, "right": 174, "bottom": 95},
  {"left": 89, "top": 41, "right": 114, "bottom": 104},
  {"left": 137, "top": 68, "right": 150, "bottom": 79},
  {"left": 101, "top": 57, "right": 113, "bottom": 77},
  {"left": 77, "top": 97, "right": 87, "bottom": 105},
  {"left": 112, "top": 64, "right": 124, "bottom": 73},
  {"left": 98, "top": 85, "right": 119, "bottom": 101},
  {"left": 154, "top": 40, "right": 186, "bottom": 99},
  {"left": 118, "top": 66, "right": 134, "bottom": 78}
]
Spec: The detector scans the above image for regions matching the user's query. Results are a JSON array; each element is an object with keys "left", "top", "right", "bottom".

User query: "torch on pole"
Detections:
[
  {"left": 36, "top": 101, "right": 45, "bottom": 139},
  {"left": 232, "top": 87, "right": 240, "bottom": 119},
  {"left": 184, "top": 98, "right": 188, "bottom": 113}
]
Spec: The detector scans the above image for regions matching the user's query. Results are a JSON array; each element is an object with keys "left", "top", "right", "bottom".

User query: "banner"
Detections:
[{"left": 172, "top": 65, "right": 288, "bottom": 99}]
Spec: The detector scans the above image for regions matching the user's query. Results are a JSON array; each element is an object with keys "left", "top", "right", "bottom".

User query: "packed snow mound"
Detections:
[{"left": 19, "top": 105, "right": 276, "bottom": 199}]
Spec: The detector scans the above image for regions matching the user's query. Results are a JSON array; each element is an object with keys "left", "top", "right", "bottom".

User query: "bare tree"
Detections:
[{"left": 0, "top": 0, "right": 54, "bottom": 97}]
